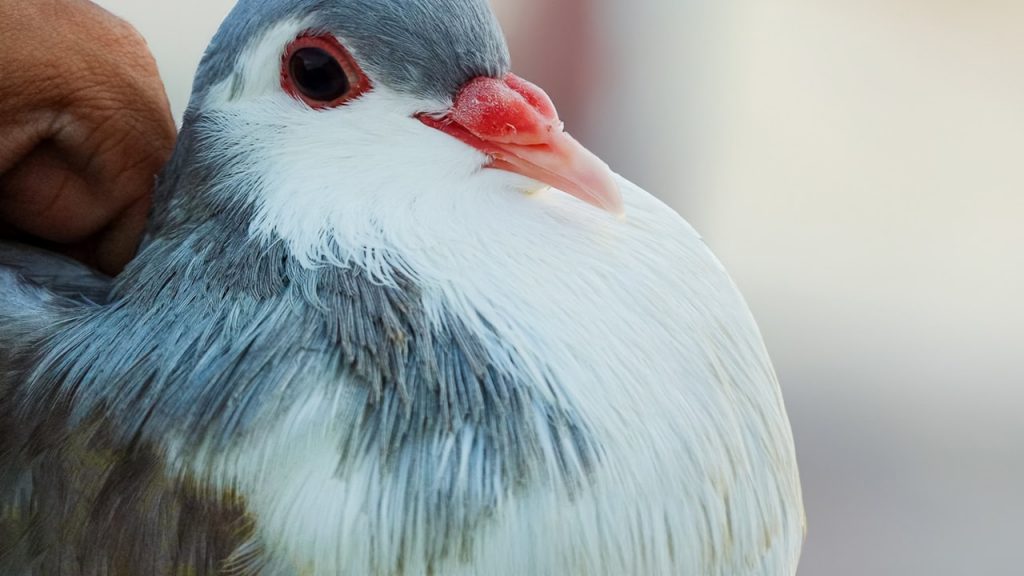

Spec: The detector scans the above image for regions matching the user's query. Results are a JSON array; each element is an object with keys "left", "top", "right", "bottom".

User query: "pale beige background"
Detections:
[{"left": 94, "top": 1, "right": 1024, "bottom": 574}]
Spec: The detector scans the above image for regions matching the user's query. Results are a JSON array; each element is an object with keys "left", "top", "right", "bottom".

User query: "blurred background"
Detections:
[{"left": 94, "top": 1, "right": 1024, "bottom": 574}]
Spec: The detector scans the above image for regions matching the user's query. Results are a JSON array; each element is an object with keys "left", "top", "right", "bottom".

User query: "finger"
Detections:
[
  {"left": 0, "top": 133, "right": 155, "bottom": 274},
  {"left": 0, "top": 141, "right": 113, "bottom": 244},
  {"left": 0, "top": 0, "right": 176, "bottom": 273}
]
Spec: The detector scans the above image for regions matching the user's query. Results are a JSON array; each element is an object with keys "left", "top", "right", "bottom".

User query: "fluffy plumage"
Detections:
[{"left": 0, "top": 0, "right": 804, "bottom": 574}]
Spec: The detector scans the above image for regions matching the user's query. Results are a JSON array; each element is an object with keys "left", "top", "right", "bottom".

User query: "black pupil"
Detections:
[{"left": 289, "top": 47, "right": 350, "bottom": 102}]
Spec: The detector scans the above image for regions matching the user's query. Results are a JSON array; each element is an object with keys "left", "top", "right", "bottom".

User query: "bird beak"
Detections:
[{"left": 418, "top": 74, "right": 623, "bottom": 215}]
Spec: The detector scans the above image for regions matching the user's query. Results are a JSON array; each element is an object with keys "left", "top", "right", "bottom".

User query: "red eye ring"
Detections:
[{"left": 281, "top": 34, "right": 372, "bottom": 109}]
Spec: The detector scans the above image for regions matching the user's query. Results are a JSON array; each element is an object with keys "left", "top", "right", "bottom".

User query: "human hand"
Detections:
[{"left": 0, "top": 0, "right": 176, "bottom": 274}]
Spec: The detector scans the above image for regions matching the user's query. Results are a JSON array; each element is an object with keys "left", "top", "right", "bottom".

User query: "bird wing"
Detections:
[
  {"left": 0, "top": 243, "right": 113, "bottom": 569},
  {"left": 0, "top": 242, "right": 109, "bottom": 452},
  {"left": 0, "top": 242, "right": 112, "bottom": 306},
  {"left": 0, "top": 241, "right": 109, "bottom": 392}
]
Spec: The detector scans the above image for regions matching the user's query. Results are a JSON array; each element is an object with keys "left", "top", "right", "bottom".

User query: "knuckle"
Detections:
[
  {"left": 110, "top": 22, "right": 153, "bottom": 63},
  {"left": 105, "top": 24, "right": 158, "bottom": 73}
]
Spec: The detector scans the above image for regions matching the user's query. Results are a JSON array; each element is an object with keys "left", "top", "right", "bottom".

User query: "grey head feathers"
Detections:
[
  {"left": 152, "top": 0, "right": 511, "bottom": 240},
  {"left": 192, "top": 0, "right": 511, "bottom": 103}
]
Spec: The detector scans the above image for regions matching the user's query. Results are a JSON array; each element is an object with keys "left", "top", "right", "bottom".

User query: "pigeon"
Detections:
[{"left": 0, "top": 0, "right": 805, "bottom": 574}]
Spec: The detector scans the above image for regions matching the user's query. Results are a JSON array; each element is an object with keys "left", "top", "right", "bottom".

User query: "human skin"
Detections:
[{"left": 0, "top": 0, "right": 175, "bottom": 274}]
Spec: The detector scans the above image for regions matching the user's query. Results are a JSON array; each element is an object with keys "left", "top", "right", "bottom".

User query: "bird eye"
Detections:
[
  {"left": 290, "top": 48, "right": 348, "bottom": 101},
  {"left": 281, "top": 35, "right": 371, "bottom": 108}
]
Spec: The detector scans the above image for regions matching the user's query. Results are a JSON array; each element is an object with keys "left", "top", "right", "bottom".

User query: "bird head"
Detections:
[{"left": 154, "top": 0, "right": 621, "bottom": 271}]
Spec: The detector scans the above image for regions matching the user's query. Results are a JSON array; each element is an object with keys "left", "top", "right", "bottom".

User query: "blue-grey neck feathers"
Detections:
[{"left": 3, "top": 213, "right": 600, "bottom": 572}]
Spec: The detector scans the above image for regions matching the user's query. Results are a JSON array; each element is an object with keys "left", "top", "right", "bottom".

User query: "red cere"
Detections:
[
  {"left": 503, "top": 74, "right": 558, "bottom": 121},
  {"left": 450, "top": 74, "right": 562, "bottom": 146}
]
